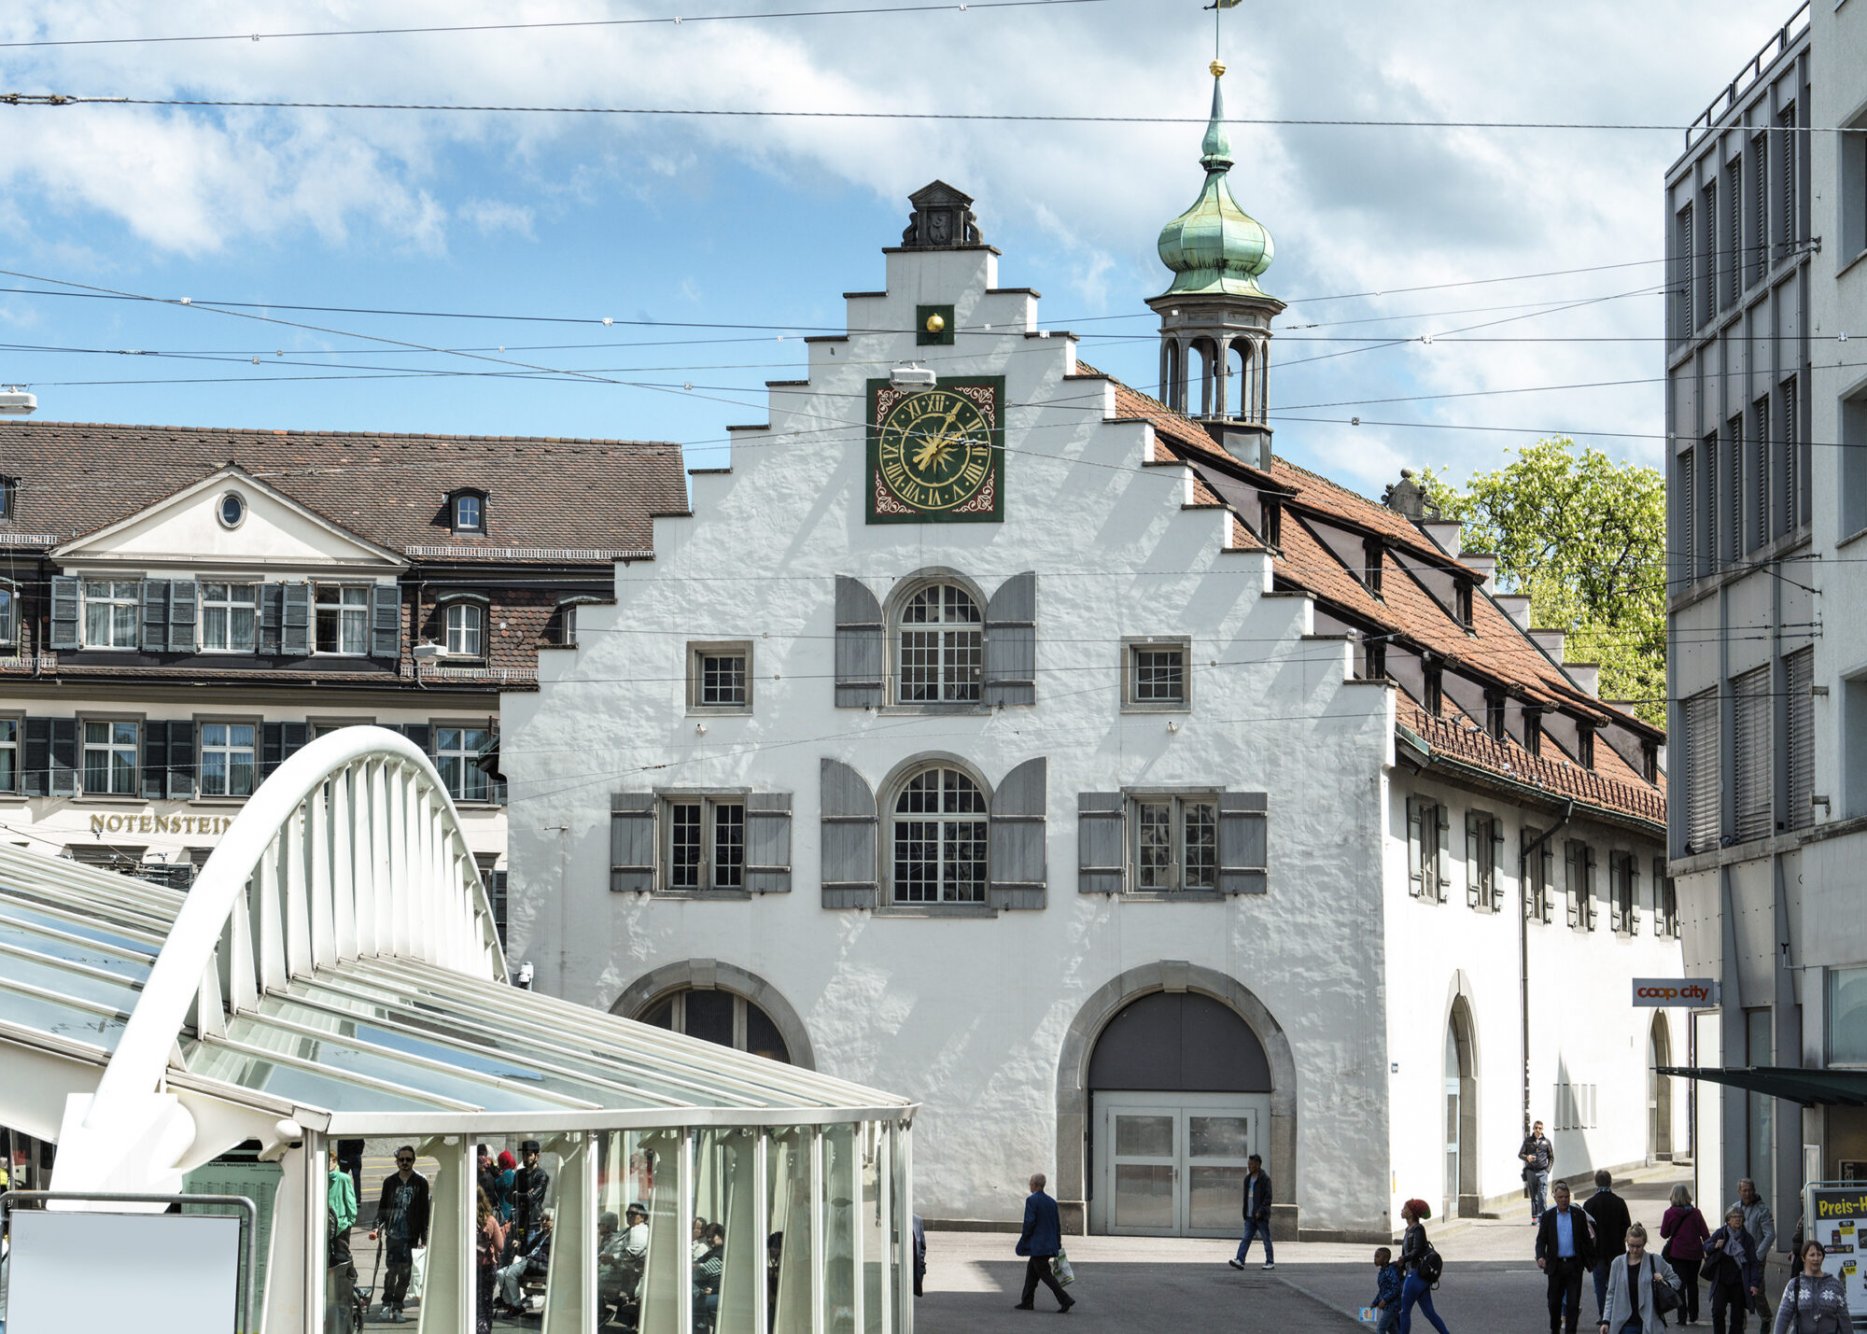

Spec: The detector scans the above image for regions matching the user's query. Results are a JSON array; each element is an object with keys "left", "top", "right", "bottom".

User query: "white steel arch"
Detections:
[{"left": 56, "top": 726, "right": 504, "bottom": 1194}]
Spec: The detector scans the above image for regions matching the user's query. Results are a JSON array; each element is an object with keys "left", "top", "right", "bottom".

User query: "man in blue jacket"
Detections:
[{"left": 1013, "top": 1173, "right": 1075, "bottom": 1313}]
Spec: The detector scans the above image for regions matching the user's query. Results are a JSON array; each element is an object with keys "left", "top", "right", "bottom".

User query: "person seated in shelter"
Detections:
[
  {"left": 691, "top": 1215, "right": 711, "bottom": 1262},
  {"left": 692, "top": 1222, "right": 726, "bottom": 1331},
  {"left": 767, "top": 1231, "right": 784, "bottom": 1319},
  {"left": 494, "top": 1207, "right": 554, "bottom": 1314}
]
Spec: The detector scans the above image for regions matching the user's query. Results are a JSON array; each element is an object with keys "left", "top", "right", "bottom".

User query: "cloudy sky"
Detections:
[{"left": 0, "top": 0, "right": 1793, "bottom": 492}]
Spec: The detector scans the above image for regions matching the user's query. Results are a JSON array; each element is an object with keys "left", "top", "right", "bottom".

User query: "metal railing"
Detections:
[{"left": 1685, "top": 1, "right": 1809, "bottom": 147}]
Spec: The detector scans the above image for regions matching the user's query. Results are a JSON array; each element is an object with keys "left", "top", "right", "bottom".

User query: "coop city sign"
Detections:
[{"left": 1631, "top": 978, "right": 1720, "bottom": 1007}]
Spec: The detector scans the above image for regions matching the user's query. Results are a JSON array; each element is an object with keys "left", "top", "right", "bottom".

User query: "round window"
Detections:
[{"left": 217, "top": 491, "right": 246, "bottom": 529}]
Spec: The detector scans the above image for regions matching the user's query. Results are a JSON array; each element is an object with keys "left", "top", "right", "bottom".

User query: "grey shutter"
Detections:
[
  {"left": 1786, "top": 648, "right": 1814, "bottom": 831},
  {"left": 819, "top": 758, "right": 878, "bottom": 908},
  {"left": 1731, "top": 667, "right": 1772, "bottom": 843},
  {"left": 398, "top": 723, "right": 430, "bottom": 755},
  {"left": 1625, "top": 850, "right": 1639, "bottom": 934},
  {"left": 257, "top": 583, "right": 285, "bottom": 656},
  {"left": 1465, "top": 813, "right": 1483, "bottom": 908},
  {"left": 983, "top": 571, "right": 1037, "bottom": 707},
  {"left": 48, "top": 718, "right": 78, "bottom": 796},
  {"left": 609, "top": 793, "right": 656, "bottom": 893},
  {"left": 833, "top": 577, "right": 883, "bottom": 708},
  {"left": 1077, "top": 792, "right": 1124, "bottom": 894},
  {"left": 167, "top": 581, "right": 198, "bottom": 652},
  {"left": 1683, "top": 690, "right": 1720, "bottom": 854},
  {"left": 22, "top": 717, "right": 50, "bottom": 796},
  {"left": 168, "top": 721, "right": 196, "bottom": 799},
  {"left": 370, "top": 584, "right": 401, "bottom": 659},
  {"left": 1565, "top": 842, "right": 1581, "bottom": 927},
  {"left": 261, "top": 723, "right": 286, "bottom": 778},
  {"left": 1217, "top": 791, "right": 1268, "bottom": 895},
  {"left": 1433, "top": 804, "right": 1450, "bottom": 901},
  {"left": 142, "top": 720, "right": 169, "bottom": 800},
  {"left": 49, "top": 575, "right": 79, "bottom": 651},
  {"left": 744, "top": 793, "right": 793, "bottom": 894},
  {"left": 1523, "top": 828, "right": 1542, "bottom": 920},
  {"left": 140, "top": 579, "right": 170, "bottom": 652},
  {"left": 1406, "top": 798, "right": 1424, "bottom": 897},
  {"left": 988, "top": 757, "right": 1046, "bottom": 910},
  {"left": 280, "top": 582, "right": 312, "bottom": 657},
  {"left": 1490, "top": 821, "right": 1506, "bottom": 913}
]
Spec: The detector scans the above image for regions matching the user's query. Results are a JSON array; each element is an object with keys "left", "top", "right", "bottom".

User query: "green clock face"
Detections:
[{"left": 866, "top": 378, "right": 1004, "bottom": 523}]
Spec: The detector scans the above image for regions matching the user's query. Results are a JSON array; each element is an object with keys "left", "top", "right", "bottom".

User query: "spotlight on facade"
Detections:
[
  {"left": 0, "top": 387, "right": 37, "bottom": 416},
  {"left": 889, "top": 363, "right": 937, "bottom": 390}
]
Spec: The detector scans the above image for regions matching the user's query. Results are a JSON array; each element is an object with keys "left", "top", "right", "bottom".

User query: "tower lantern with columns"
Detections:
[{"left": 1148, "top": 54, "right": 1285, "bottom": 469}]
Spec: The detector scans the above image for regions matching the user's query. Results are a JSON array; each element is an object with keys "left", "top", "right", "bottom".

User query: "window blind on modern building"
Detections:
[
  {"left": 1785, "top": 648, "right": 1814, "bottom": 832},
  {"left": 1731, "top": 667, "right": 1772, "bottom": 844},
  {"left": 1682, "top": 690, "right": 1720, "bottom": 854}
]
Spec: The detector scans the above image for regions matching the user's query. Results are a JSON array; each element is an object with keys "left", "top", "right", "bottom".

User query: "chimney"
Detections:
[
  {"left": 1461, "top": 552, "right": 1497, "bottom": 583},
  {"left": 1420, "top": 519, "right": 1462, "bottom": 557},
  {"left": 1529, "top": 628, "right": 1566, "bottom": 662},
  {"left": 1567, "top": 663, "right": 1601, "bottom": 697},
  {"left": 1495, "top": 592, "right": 1532, "bottom": 628}
]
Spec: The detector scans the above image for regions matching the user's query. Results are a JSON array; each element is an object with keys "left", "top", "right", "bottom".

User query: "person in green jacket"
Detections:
[{"left": 327, "top": 1154, "right": 360, "bottom": 1333}]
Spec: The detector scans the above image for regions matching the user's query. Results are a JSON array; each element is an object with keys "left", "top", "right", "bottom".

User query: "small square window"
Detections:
[
  {"left": 1129, "top": 793, "right": 1218, "bottom": 892},
  {"left": 662, "top": 795, "right": 746, "bottom": 892},
  {"left": 1123, "top": 638, "right": 1191, "bottom": 711},
  {"left": 452, "top": 493, "right": 485, "bottom": 534},
  {"left": 687, "top": 642, "right": 752, "bottom": 713}
]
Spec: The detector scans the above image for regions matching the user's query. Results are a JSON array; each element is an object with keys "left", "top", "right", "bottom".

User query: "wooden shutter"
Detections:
[
  {"left": 280, "top": 582, "right": 312, "bottom": 657},
  {"left": 142, "top": 720, "right": 170, "bottom": 800},
  {"left": 1565, "top": 841, "right": 1580, "bottom": 927},
  {"left": 48, "top": 718, "right": 78, "bottom": 796},
  {"left": 609, "top": 792, "right": 656, "bottom": 893},
  {"left": 1682, "top": 690, "right": 1720, "bottom": 854},
  {"left": 140, "top": 579, "right": 170, "bottom": 652},
  {"left": 988, "top": 757, "right": 1046, "bottom": 909},
  {"left": 257, "top": 583, "right": 285, "bottom": 655},
  {"left": 832, "top": 577, "right": 884, "bottom": 708},
  {"left": 1625, "top": 851, "right": 1639, "bottom": 934},
  {"left": 1406, "top": 798, "right": 1424, "bottom": 897},
  {"left": 22, "top": 717, "right": 50, "bottom": 796},
  {"left": 370, "top": 584, "right": 401, "bottom": 659},
  {"left": 1077, "top": 792, "right": 1124, "bottom": 894},
  {"left": 1218, "top": 791, "right": 1268, "bottom": 896},
  {"left": 1489, "top": 820, "right": 1506, "bottom": 913},
  {"left": 1523, "top": 827, "right": 1542, "bottom": 921},
  {"left": 1731, "top": 667, "right": 1771, "bottom": 843},
  {"left": 983, "top": 571, "right": 1037, "bottom": 707},
  {"left": 168, "top": 720, "right": 196, "bottom": 799},
  {"left": 397, "top": 723, "right": 430, "bottom": 755},
  {"left": 744, "top": 793, "right": 793, "bottom": 895},
  {"left": 1465, "top": 812, "right": 1484, "bottom": 908},
  {"left": 48, "top": 575, "right": 79, "bottom": 651},
  {"left": 167, "top": 581, "right": 198, "bottom": 652},
  {"left": 1433, "top": 804, "right": 1450, "bottom": 901},
  {"left": 260, "top": 722, "right": 310, "bottom": 778},
  {"left": 820, "top": 758, "right": 878, "bottom": 908},
  {"left": 1786, "top": 648, "right": 1814, "bottom": 831}
]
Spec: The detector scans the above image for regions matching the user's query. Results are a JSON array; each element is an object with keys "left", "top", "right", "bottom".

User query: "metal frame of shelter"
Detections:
[{"left": 0, "top": 726, "right": 918, "bottom": 1334}]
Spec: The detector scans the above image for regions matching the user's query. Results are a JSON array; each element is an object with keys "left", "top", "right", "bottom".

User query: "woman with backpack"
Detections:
[
  {"left": 475, "top": 1186, "right": 508, "bottom": 1334},
  {"left": 1397, "top": 1198, "right": 1452, "bottom": 1334},
  {"left": 1771, "top": 1240, "right": 1847, "bottom": 1334},
  {"left": 1598, "top": 1221, "right": 1681, "bottom": 1334}
]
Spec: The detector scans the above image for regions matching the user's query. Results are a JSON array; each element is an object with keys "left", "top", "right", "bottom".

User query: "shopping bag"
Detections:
[
  {"left": 1051, "top": 1249, "right": 1076, "bottom": 1287},
  {"left": 405, "top": 1246, "right": 428, "bottom": 1302}
]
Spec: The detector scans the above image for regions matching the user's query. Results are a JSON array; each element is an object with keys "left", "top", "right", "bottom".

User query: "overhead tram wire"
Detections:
[
  {"left": 7, "top": 92, "right": 1867, "bottom": 136},
  {"left": 0, "top": 0, "right": 1111, "bottom": 49}
]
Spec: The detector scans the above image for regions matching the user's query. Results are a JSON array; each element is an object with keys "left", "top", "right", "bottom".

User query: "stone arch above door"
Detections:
[
  {"left": 612, "top": 959, "right": 817, "bottom": 1071},
  {"left": 1055, "top": 961, "right": 1297, "bottom": 1233}
]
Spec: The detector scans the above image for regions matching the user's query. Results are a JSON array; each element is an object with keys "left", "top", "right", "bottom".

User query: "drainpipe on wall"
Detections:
[{"left": 1519, "top": 799, "right": 1575, "bottom": 1136}]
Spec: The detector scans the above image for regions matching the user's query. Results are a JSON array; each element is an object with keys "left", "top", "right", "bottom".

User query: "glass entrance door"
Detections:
[{"left": 1096, "top": 1092, "right": 1269, "bottom": 1237}]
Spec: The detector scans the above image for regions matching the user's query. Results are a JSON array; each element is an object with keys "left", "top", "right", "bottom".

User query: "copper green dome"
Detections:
[{"left": 1157, "top": 70, "right": 1275, "bottom": 299}]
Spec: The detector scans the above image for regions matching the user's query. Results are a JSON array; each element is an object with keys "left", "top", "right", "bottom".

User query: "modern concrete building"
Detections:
[
  {"left": 507, "top": 60, "right": 1681, "bottom": 1243},
  {"left": 1664, "top": 0, "right": 1867, "bottom": 1245},
  {"left": 0, "top": 421, "right": 685, "bottom": 945}
]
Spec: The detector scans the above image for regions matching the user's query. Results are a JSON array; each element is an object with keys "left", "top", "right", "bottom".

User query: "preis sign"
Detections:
[{"left": 1630, "top": 978, "right": 1720, "bottom": 1007}]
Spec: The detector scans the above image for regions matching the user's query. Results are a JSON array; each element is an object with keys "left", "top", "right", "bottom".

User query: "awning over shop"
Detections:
[{"left": 1657, "top": 1065, "right": 1867, "bottom": 1106}]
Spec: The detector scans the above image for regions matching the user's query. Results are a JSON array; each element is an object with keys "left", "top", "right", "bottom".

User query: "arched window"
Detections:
[
  {"left": 444, "top": 601, "right": 485, "bottom": 657},
  {"left": 639, "top": 988, "right": 792, "bottom": 1064},
  {"left": 891, "top": 764, "right": 988, "bottom": 903},
  {"left": 895, "top": 582, "right": 982, "bottom": 704}
]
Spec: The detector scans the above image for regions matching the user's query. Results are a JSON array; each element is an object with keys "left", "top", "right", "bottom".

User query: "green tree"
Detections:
[{"left": 1424, "top": 439, "right": 1665, "bottom": 726}]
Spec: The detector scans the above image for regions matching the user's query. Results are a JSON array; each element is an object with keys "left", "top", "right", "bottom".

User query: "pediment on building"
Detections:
[{"left": 53, "top": 465, "right": 407, "bottom": 572}]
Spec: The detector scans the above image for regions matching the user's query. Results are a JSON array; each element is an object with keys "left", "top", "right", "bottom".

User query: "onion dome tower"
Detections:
[{"left": 1148, "top": 56, "right": 1285, "bottom": 467}]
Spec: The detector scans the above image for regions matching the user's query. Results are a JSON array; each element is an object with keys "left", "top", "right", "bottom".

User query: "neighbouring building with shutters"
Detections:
[
  {"left": 1664, "top": 0, "right": 1867, "bottom": 1240},
  {"left": 505, "top": 68, "right": 1679, "bottom": 1239},
  {"left": 0, "top": 421, "right": 686, "bottom": 938}
]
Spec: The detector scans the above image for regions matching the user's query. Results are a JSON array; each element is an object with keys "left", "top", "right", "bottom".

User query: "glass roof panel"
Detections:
[
  {"left": 0, "top": 983, "right": 127, "bottom": 1051},
  {"left": 214, "top": 1017, "right": 584, "bottom": 1113},
  {"left": 0, "top": 917, "right": 154, "bottom": 980},
  {"left": 0, "top": 899, "right": 163, "bottom": 957},
  {"left": 0, "top": 946, "right": 144, "bottom": 1011},
  {"left": 184, "top": 1040, "right": 463, "bottom": 1114}
]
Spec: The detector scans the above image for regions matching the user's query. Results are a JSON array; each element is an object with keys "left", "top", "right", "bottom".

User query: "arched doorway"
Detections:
[
  {"left": 1086, "top": 991, "right": 1274, "bottom": 1237},
  {"left": 1650, "top": 1014, "right": 1674, "bottom": 1161},
  {"left": 1445, "top": 998, "right": 1478, "bottom": 1218}
]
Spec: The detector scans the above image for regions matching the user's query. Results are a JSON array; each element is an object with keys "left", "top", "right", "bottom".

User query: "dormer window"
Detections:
[
  {"left": 1577, "top": 724, "right": 1596, "bottom": 769},
  {"left": 1485, "top": 691, "right": 1507, "bottom": 741},
  {"left": 1259, "top": 498, "right": 1283, "bottom": 549},
  {"left": 0, "top": 477, "right": 15, "bottom": 520},
  {"left": 1454, "top": 578, "right": 1474, "bottom": 629},
  {"left": 1524, "top": 705, "right": 1543, "bottom": 756},
  {"left": 216, "top": 490, "right": 247, "bottom": 529},
  {"left": 443, "top": 600, "right": 486, "bottom": 658},
  {"left": 1424, "top": 664, "right": 1444, "bottom": 716},
  {"left": 450, "top": 490, "right": 487, "bottom": 535},
  {"left": 1363, "top": 538, "right": 1384, "bottom": 597}
]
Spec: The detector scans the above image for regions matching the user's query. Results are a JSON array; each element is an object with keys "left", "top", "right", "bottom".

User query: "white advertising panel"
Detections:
[
  {"left": 1805, "top": 1184, "right": 1867, "bottom": 1323},
  {"left": 4, "top": 1208, "right": 243, "bottom": 1333},
  {"left": 1631, "top": 977, "right": 1720, "bottom": 1007}
]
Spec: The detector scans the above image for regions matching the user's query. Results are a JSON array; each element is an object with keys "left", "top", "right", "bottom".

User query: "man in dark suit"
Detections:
[
  {"left": 1582, "top": 1169, "right": 1631, "bottom": 1322},
  {"left": 1013, "top": 1173, "right": 1074, "bottom": 1313},
  {"left": 1229, "top": 1153, "right": 1275, "bottom": 1271},
  {"left": 1534, "top": 1180, "right": 1597, "bottom": 1334}
]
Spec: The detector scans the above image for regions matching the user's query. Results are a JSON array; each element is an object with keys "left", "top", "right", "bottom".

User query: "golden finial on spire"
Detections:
[{"left": 1210, "top": 59, "right": 1227, "bottom": 78}]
